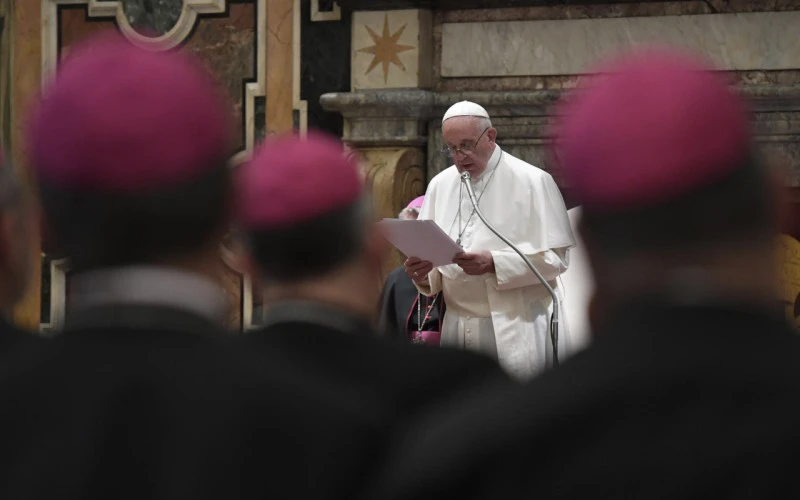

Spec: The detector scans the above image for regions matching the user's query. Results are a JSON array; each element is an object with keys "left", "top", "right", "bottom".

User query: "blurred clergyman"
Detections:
[
  {"left": 237, "top": 132, "right": 509, "bottom": 499},
  {"left": 368, "top": 47, "right": 800, "bottom": 499},
  {"left": 0, "top": 33, "right": 372, "bottom": 500},
  {"left": 378, "top": 196, "right": 446, "bottom": 343}
]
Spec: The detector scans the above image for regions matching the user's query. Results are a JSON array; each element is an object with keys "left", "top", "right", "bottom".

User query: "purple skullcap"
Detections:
[
  {"left": 29, "top": 31, "right": 233, "bottom": 192},
  {"left": 406, "top": 196, "right": 425, "bottom": 210},
  {"left": 237, "top": 131, "right": 364, "bottom": 229},
  {"left": 554, "top": 46, "right": 751, "bottom": 213}
]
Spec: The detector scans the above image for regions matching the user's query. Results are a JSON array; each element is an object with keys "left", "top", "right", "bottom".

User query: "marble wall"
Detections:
[
  {"left": 441, "top": 12, "right": 800, "bottom": 77},
  {"left": 433, "top": 1, "right": 800, "bottom": 92}
]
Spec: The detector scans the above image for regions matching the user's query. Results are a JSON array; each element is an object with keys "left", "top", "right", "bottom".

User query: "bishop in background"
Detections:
[{"left": 404, "top": 101, "right": 576, "bottom": 379}]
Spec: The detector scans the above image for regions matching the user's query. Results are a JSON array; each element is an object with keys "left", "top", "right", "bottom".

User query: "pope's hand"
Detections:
[
  {"left": 404, "top": 257, "right": 433, "bottom": 284},
  {"left": 453, "top": 251, "right": 495, "bottom": 275}
]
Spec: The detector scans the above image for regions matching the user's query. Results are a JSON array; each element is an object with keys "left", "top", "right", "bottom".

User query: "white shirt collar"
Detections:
[{"left": 69, "top": 266, "right": 228, "bottom": 325}]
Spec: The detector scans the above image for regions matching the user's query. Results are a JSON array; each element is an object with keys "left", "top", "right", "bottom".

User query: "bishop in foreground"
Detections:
[{"left": 404, "top": 101, "right": 575, "bottom": 379}]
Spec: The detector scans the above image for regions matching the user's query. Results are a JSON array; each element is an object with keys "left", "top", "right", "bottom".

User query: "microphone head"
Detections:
[{"left": 460, "top": 171, "right": 471, "bottom": 181}]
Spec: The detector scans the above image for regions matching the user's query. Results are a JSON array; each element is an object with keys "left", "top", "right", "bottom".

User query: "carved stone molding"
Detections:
[
  {"left": 358, "top": 147, "right": 425, "bottom": 279},
  {"left": 324, "top": 86, "right": 800, "bottom": 184},
  {"left": 323, "top": 85, "right": 800, "bottom": 121}
]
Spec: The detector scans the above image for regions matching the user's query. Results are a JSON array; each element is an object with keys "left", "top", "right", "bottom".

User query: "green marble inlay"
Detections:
[{"left": 122, "top": 0, "right": 184, "bottom": 37}]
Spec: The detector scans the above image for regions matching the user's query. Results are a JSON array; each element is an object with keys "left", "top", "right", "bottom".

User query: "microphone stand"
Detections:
[{"left": 460, "top": 171, "right": 560, "bottom": 367}]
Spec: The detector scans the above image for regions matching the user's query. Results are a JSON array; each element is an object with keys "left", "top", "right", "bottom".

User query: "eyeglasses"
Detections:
[{"left": 440, "top": 127, "right": 490, "bottom": 158}]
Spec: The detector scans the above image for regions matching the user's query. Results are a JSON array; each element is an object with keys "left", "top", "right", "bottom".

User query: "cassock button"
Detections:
[{"left": 466, "top": 329, "right": 471, "bottom": 333}]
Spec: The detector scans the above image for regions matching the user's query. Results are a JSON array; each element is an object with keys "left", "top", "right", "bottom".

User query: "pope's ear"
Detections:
[{"left": 487, "top": 127, "right": 498, "bottom": 143}]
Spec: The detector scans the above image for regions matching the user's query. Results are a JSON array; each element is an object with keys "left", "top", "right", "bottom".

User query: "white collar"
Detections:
[
  {"left": 470, "top": 145, "right": 502, "bottom": 183},
  {"left": 69, "top": 266, "right": 228, "bottom": 325}
]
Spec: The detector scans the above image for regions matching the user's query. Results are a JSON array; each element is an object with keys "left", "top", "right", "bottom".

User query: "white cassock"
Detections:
[{"left": 416, "top": 145, "right": 576, "bottom": 379}]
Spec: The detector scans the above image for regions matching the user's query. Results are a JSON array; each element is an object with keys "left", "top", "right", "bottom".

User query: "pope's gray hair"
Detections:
[{"left": 475, "top": 116, "right": 493, "bottom": 131}]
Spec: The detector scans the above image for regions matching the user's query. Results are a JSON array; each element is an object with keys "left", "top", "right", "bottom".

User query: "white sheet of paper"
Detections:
[{"left": 377, "top": 218, "right": 463, "bottom": 267}]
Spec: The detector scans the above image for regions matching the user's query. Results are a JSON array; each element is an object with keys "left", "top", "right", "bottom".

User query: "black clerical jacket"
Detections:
[
  {"left": 244, "top": 300, "right": 510, "bottom": 498},
  {"left": 0, "top": 303, "right": 389, "bottom": 500},
  {"left": 378, "top": 266, "right": 445, "bottom": 340},
  {"left": 368, "top": 301, "right": 800, "bottom": 499},
  {"left": 0, "top": 317, "right": 42, "bottom": 355}
]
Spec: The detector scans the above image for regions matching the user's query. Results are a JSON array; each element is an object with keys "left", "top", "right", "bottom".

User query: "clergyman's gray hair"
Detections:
[{"left": 398, "top": 206, "right": 420, "bottom": 220}]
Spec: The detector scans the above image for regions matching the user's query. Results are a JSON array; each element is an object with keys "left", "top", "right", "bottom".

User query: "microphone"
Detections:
[{"left": 460, "top": 171, "right": 561, "bottom": 367}]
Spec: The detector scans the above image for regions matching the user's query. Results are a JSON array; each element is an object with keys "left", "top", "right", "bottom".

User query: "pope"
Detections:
[{"left": 404, "top": 101, "right": 576, "bottom": 379}]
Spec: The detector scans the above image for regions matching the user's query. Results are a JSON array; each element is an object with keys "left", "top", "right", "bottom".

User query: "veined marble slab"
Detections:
[{"left": 441, "top": 12, "right": 800, "bottom": 77}]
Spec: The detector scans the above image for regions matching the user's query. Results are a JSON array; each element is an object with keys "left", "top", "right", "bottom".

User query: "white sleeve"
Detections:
[{"left": 491, "top": 247, "right": 569, "bottom": 291}]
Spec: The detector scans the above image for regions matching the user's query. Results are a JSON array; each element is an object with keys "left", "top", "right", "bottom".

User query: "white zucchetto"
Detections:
[{"left": 442, "top": 100, "right": 490, "bottom": 123}]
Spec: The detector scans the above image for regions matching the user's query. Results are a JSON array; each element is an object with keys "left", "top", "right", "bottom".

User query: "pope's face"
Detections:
[{"left": 442, "top": 117, "right": 497, "bottom": 178}]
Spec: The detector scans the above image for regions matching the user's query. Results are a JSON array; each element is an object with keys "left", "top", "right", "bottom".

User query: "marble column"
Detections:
[
  {"left": 10, "top": 0, "right": 42, "bottom": 331},
  {"left": 266, "top": 0, "right": 295, "bottom": 135}
]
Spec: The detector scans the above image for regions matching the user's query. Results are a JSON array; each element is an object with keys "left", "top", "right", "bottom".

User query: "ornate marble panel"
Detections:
[
  {"left": 351, "top": 9, "right": 431, "bottom": 90},
  {"left": 441, "top": 11, "right": 800, "bottom": 78}
]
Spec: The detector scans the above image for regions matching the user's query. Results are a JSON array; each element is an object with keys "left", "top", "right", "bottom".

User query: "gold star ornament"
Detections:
[{"left": 357, "top": 14, "right": 415, "bottom": 84}]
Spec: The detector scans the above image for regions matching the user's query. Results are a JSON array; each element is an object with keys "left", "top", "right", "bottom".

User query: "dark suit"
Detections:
[
  {"left": 0, "top": 318, "right": 43, "bottom": 355},
  {"left": 244, "top": 300, "right": 510, "bottom": 497},
  {"left": 0, "top": 303, "right": 383, "bottom": 500},
  {"left": 369, "top": 302, "right": 800, "bottom": 499}
]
